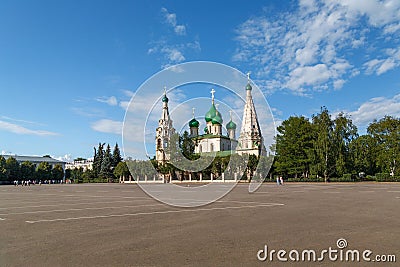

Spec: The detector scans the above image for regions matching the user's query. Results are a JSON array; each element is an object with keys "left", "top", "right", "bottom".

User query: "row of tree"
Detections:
[
  {"left": 0, "top": 156, "right": 64, "bottom": 182},
  {"left": 66, "top": 143, "right": 123, "bottom": 183},
  {"left": 273, "top": 107, "right": 399, "bottom": 181}
]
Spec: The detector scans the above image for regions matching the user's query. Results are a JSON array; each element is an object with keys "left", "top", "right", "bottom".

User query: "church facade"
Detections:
[{"left": 155, "top": 76, "right": 265, "bottom": 163}]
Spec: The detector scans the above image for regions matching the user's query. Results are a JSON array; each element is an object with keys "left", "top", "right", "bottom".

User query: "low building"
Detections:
[
  {"left": 65, "top": 158, "right": 93, "bottom": 171},
  {"left": 2, "top": 155, "right": 66, "bottom": 170}
]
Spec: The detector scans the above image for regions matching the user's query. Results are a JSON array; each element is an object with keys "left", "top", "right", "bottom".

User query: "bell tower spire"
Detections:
[
  {"left": 237, "top": 73, "right": 264, "bottom": 156},
  {"left": 156, "top": 86, "right": 175, "bottom": 163}
]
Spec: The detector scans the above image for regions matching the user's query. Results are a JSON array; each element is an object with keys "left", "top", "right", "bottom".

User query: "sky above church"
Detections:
[{"left": 1, "top": 0, "right": 400, "bottom": 161}]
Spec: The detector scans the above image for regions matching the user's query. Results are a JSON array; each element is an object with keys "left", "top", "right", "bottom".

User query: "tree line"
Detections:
[
  {"left": 0, "top": 156, "right": 64, "bottom": 183},
  {"left": 272, "top": 107, "right": 399, "bottom": 182},
  {"left": 66, "top": 143, "right": 123, "bottom": 183}
]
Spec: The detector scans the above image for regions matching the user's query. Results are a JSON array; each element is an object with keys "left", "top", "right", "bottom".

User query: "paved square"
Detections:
[{"left": 0, "top": 183, "right": 399, "bottom": 266}]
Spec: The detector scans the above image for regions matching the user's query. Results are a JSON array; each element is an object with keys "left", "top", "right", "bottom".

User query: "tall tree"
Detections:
[
  {"left": 112, "top": 143, "right": 123, "bottom": 168},
  {"left": 275, "top": 116, "right": 314, "bottom": 178},
  {"left": 332, "top": 113, "right": 358, "bottom": 176},
  {"left": 100, "top": 144, "right": 113, "bottom": 179},
  {"left": 20, "top": 161, "right": 35, "bottom": 181},
  {"left": 349, "top": 135, "right": 377, "bottom": 175},
  {"left": 312, "top": 107, "right": 334, "bottom": 182},
  {"left": 93, "top": 143, "right": 104, "bottom": 177},
  {"left": 6, "top": 157, "right": 20, "bottom": 181},
  {"left": 0, "top": 156, "right": 7, "bottom": 181},
  {"left": 367, "top": 116, "right": 400, "bottom": 176}
]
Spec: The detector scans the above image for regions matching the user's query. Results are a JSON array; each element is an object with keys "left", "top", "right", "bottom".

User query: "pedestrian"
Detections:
[
  {"left": 276, "top": 176, "right": 280, "bottom": 186},
  {"left": 280, "top": 176, "right": 284, "bottom": 185}
]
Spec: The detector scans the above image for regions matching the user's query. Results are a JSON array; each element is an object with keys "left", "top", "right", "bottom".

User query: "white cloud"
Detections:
[
  {"left": 54, "top": 154, "right": 72, "bottom": 162},
  {"left": 0, "top": 120, "right": 59, "bottom": 136},
  {"left": 344, "top": 94, "right": 400, "bottom": 127},
  {"left": 91, "top": 119, "right": 123, "bottom": 135},
  {"left": 161, "top": 7, "right": 186, "bottom": 36},
  {"left": 121, "top": 90, "right": 134, "bottom": 97},
  {"left": 363, "top": 47, "right": 400, "bottom": 75},
  {"left": 96, "top": 96, "right": 118, "bottom": 106},
  {"left": 233, "top": 0, "right": 400, "bottom": 94},
  {"left": 163, "top": 47, "right": 185, "bottom": 62},
  {"left": 148, "top": 41, "right": 200, "bottom": 68}
]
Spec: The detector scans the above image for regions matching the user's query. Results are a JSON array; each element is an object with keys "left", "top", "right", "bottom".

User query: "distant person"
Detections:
[
  {"left": 280, "top": 176, "right": 284, "bottom": 185},
  {"left": 276, "top": 177, "right": 280, "bottom": 186}
]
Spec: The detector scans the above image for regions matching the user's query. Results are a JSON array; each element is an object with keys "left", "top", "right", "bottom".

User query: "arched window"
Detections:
[
  {"left": 199, "top": 145, "right": 202, "bottom": 153},
  {"left": 210, "top": 143, "right": 214, "bottom": 152}
]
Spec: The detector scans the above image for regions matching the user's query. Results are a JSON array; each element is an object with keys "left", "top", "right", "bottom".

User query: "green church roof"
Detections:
[
  {"left": 226, "top": 120, "right": 237, "bottom": 130},
  {"left": 212, "top": 110, "right": 223, "bottom": 125},
  {"left": 205, "top": 103, "right": 217, "bottom": 122},
  {"left": 189, "top": 118, "right": 199, "bottom": 128},
  {"left": 246, "top": 83, "right": 252, "bottom": 90},
  {"left": 162, "top": 94, "right": 169, "bottom": 102}
]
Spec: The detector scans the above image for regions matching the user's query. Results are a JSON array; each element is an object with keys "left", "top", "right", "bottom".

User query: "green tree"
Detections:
[
  {"left": 20, "top": 161, "right": 35, "bottom": 181},
  {"left": 367, "top": 116, "right": 400, "bottom": 176},
  {"left": 332, "top": 113, "right": 358, "bottom": 177},
  {"left": 179, "top": 131, "right": 195, "bottom": 159},
  {"left": 349, "top": 135, "right": 377, "bottom": 175},
  {"left": 36, "top": 162, "right": 52, "bottom": 181},
  {"left": 0, "top": 156, "right": 7, "bottom": 181},
  {"left": 100, "top": 144, "right": 113, "bottom": 180},
  {"left": 71, "top": 167, "right": 84, "bottom": 183},
  {"left": 311, "top": 107, "right": 334, "bottom": 182},
  {"left": 6, "top": 157, "right": 20, "bottom": 181},
  {"left": 112, "top": 143, "right": 123, "bottom": 168},
  {"left": 274, "top": 116, "right": 314, "bottom": 178},
  {"left": 52, "top": 164, "right": 64, "bottom": 181},
  {"left": 113, "top": 161, "right": 130, "bottom": 181},
  {"left": 93, "top": 143, "right": 104, "bottom": 177}
]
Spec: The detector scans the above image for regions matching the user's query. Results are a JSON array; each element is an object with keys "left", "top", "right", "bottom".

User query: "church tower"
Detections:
[
  {"left": 226, "top": 111, "right": 237, "bottom": 140},
  {"left": 155, "top": 87, "right": 175, "bottom": 163},
  {"left": 237, "top": 73, "right": 264, "bottom": 156},
  {"left": 189, "top": 108, "right": 199, "bottom": 137}
]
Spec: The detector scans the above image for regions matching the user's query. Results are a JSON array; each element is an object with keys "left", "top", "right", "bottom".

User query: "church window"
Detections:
[{"left": 210, "top": 143, "right": 214, "bottom": 152}]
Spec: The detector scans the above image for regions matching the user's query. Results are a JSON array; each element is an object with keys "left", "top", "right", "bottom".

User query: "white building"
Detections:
[
  {"left": 236, "top": 76, "right": 265, "bottom": 156},
  {"left": 155, "top": 74, "right": 264, "bottom": 159},
  {"left": 190, "top": 89, "right": 238, "bottom": 154},
  {"left": 155, "top": 87, "right": 176, "bottom": 163},
  {"left": 65, "top": 158, "right": 93, "bottom": 171}
]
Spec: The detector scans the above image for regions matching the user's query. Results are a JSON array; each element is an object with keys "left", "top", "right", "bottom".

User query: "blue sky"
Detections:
[{"left": 1, "top": 0, "right": 399, "bottom": 161}]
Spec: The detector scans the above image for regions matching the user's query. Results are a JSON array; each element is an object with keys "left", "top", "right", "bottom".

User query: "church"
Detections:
[{"left": 155, "top": 75, "right": 265, "bottom": 163}]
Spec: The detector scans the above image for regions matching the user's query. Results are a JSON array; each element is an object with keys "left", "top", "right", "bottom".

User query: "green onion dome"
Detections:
[
  {"left": 246, "top": 83, "right": 252, "bottom": 90},
  {"left": 204, "top": 126, "right": 208, "bottom": 134},
  {"left": 189, "top": 118, "right": 199, "bottom": 128},
  {"left": 162, "top": 94, "right": 169, "bottom": 102},
  {"left": 226, "top": 120, "right": 237, "bottom": 130},
  {"left": 205, "top": 104, "right": 217, "bottom": 122},
  {"left": 212, "top": 110, "right": 223, "bottom": 125}
]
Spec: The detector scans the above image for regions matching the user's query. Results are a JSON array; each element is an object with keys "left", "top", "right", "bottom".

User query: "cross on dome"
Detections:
[
  {"left": 210, "top": 88, "right": 216, "bottom": 103},
  {"left": 246, "top": 71, "right": 251, "bottom": 82}
]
